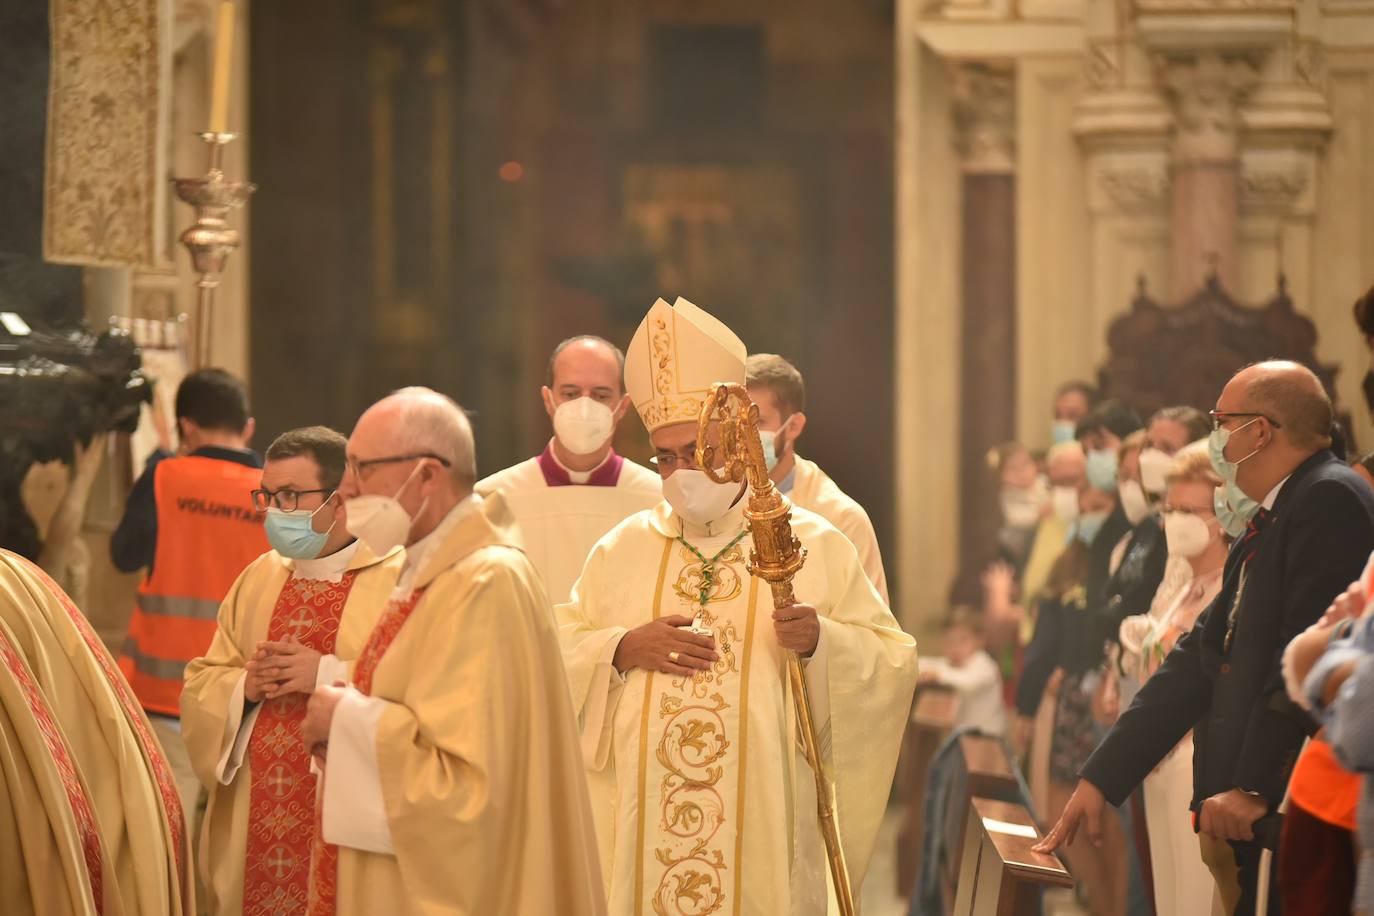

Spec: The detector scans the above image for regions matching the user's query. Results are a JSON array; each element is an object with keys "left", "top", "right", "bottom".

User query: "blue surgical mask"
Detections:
[
  {"left": 264, "top": 504, "right": 334, "bottom": 560},
  {"left": 1086, "top": 449, "right": 1119, "bottom": 492},
  {"left": 1051, "top": 420, "right": 1077, "bottom": 445},
  {"left": 759, "top": 417, "right": 793, "bottom": 473},
  {"left": 1075, "top": 510, "right": 1109, "bottom": 545},
  {"left": 1213, "top": 487, "right": 1258, "bottom": 539},
  {"left": 1208, "top": 419, "right": 1263, "bottom": 536}
]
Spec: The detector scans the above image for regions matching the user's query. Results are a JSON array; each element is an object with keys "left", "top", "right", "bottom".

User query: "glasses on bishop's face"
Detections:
[
  {"left": 649, "top": 445, "right": 731, "bottom": 472},
  {"left": 251, "top": 487, "right": 335, "bottom": 512},
  {"left": 649, "top": 450, "right": 701, "bottom": 471}
]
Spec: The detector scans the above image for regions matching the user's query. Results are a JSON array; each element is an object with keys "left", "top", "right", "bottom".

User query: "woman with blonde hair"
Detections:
[{"left": 1117, "top": 440, "right": 1229, "bottom": 916}]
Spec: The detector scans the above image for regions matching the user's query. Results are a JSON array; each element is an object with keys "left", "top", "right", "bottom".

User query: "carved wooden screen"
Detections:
[{"left": 1098, "top": 275, "right": 1341, "bottom": 421}]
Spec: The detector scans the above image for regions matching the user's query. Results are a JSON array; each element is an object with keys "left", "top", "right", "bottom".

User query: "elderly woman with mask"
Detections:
[{"left": 1117, "top": 442, "right": 1229, "bottom": 916}]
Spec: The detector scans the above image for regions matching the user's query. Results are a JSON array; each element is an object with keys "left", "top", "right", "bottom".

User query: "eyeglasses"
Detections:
[
  {"left": 251, "top": 487, "right": 335, "bottom": 512},
  {"left": 649, "top": 451, "right": 701, "bottom": 471},
  {"left": 345, "top": 452, "right": 452, "bottom": 479},
  {"left": 1209, "top": 410, "right": 1282, "bottom": 432}
]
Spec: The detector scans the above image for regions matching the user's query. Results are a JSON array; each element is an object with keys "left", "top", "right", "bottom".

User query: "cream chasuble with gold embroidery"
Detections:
[
  {"left": 557, "top": 501, "right": 918, "bottom": 915},
  {"left": 0, "top": 549, "right": 192, "bottom": 916},
  {"left": 310, "top": 494, "right": 605, "bottom": 916}
]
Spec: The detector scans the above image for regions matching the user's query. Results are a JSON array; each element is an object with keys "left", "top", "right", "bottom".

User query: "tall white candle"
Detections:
[{"left": 208, "top": 1, "right": 235, "bottom": 134}]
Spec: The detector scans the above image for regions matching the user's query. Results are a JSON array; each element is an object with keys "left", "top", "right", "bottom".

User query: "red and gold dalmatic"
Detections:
[{"left": 241, "top": 571, "right": 359, "bottom": 915}]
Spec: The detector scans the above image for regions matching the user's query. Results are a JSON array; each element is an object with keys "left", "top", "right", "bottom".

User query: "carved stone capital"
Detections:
[
  {"left": 1101, "top": 164, "right": 1172, "bottom": 209},
  {"left": 1239, "top": 149, "right": 1317, "bottom": 215},
  {"left": 1085, "top": 39, "right": 1124, "bottom": 91},
  {"left": 950, "top": 62, "right": 1016, "bottom": 174},
  {"left": 1157, "top": 52, "right": 1261, "bottom": 161},
  {"left": 1084, "top": 149, "right": 1173, "bottom": 216}
]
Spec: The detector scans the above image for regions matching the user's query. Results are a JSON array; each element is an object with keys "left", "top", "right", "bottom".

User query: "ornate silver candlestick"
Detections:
[{"left": 172, "top": 132, "right": 256, "bottom": 368}]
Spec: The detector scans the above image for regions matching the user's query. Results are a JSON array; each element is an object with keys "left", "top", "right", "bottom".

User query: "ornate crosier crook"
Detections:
[{"left": 695, "top": 382, "right": 855, "bottom": 916}]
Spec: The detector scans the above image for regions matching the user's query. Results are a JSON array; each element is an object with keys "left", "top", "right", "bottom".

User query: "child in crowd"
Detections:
[{"left": 919, "top": 606, "right": 1007, "bottom": 737}]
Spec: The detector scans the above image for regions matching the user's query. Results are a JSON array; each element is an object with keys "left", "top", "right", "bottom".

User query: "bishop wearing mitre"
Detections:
[{"left": 556, "top": 297, "right": 919, "bottom": 914}]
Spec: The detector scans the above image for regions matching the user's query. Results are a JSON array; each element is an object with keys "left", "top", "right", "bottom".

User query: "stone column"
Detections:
[
  {"left": 952, "top": 62, "right": 1017, "bottom": 598},
  {"left": 1158, "top": 52, "right": 1259, "bottom": 296}
]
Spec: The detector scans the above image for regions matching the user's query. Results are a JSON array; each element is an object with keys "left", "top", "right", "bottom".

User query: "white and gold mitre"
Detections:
[{"left": 624, "top": 296, "right": 747, "bottom": 434}]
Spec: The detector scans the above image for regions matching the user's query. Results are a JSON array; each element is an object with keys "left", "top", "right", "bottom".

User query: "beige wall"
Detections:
[
  {"left": 896, "top": 37, "right": 963, "bottom": 634},
  {"left": 897, "top": 0, "right": 1374, "bottom": 633},
  {"left": 1313, "top": 50, "right": 1374, "bottom": 452},
  {"left": 1016, "top": 56, "right": 1095, "bottom": 450}
]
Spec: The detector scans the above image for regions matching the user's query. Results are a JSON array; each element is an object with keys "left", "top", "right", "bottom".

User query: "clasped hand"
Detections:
[{"left": 244, "top": 638, "right": 323, "bottom": 702}]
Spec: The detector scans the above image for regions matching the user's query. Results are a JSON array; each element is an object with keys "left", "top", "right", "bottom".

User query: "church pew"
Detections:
[
  {"left": 940, "top": 733, "right": 1023, "bottom": 908},
  {"left": 951, "top": 797, "right": 1073, "bottom": 916},
  {"left": 896, "top": 685, "right": 959, "bottom": 898}
]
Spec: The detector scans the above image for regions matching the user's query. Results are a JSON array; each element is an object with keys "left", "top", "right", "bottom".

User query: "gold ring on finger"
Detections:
[{"left": 668, "top": 651, "right": 680, "bottom": 663}]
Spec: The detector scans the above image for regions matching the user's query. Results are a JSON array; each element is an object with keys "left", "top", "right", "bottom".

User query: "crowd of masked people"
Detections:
[{"left": 916, "top": 285, "right": 1374, "bottom": 916}]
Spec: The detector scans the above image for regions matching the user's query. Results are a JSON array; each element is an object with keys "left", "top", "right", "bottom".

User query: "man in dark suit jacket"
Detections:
[{"left": 1036, "top": 361, "right": 1374, "bottom": 915}]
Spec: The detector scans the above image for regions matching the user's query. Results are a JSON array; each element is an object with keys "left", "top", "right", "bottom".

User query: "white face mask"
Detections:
[
  {"left": 662, "top": 469, "right": 742, "bottom": 528},
  {"left": 1120, "top": 479, "right": 1150, "bottom": 525},
  {"left": 553, "top": 397, "right": 614, "bottom": 456},
  {"left": 1000, "top": 477, "right": 1048, "bottom": 528},
  {"left": 1163, "top": 511, "right": 1214, "bottom": 559},
  {"left": 1138, "top": 448, "right": 1173, "bottom": 495},
  {"left": 345, "top": 465, "right": 425, "bottom": 555},
  {"left": 1051, "top": 485, "right": 1080, "bottom": 523}
]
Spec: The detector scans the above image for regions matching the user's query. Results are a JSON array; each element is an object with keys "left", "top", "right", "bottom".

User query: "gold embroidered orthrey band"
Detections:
[
  {"left": 638, "top": 542, "right": 759, "bottom": 915},
  {"left": 730, "top": 576, "right": 760, "bottom": 914},
  {"left": 634, "top": 537, "right": 674, "bottom": 915}
]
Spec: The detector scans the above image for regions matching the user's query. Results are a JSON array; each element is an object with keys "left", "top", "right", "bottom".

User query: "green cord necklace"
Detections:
[{"left": 676, "top": 528, "right": 749, "bottom": 613}]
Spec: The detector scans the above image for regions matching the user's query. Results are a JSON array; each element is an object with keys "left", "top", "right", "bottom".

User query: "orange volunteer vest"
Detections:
[
  {"left": 1289, "top": 738, "right": 1361, "bottom": 832},
  {"left": 119, "top": 455, "right": 268, "bottom": 716}
]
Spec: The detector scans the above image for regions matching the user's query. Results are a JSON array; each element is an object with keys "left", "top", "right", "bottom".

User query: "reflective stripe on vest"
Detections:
[
  {"left": 134, "top": 594, "right": 222, "bottom": 620},
  {"left": 119, "top": 455, "right": 267, "bottom": 717},
  {"left": 120, "top": 636, "right": 191, "bottom": 682}
]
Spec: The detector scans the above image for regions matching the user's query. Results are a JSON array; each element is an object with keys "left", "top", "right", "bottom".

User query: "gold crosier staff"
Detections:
[{"left": 695, "top": 382, "right": 855, "bottom": 915}]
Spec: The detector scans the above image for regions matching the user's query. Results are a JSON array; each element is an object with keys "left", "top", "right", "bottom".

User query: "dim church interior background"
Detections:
[{"left": 4, "top": 0, "right": 1374, "bottom": 676}]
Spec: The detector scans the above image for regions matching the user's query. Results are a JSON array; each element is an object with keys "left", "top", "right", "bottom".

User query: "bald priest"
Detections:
[{"left": 476, "top": 335, "right": 660, "bottom": 606}]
